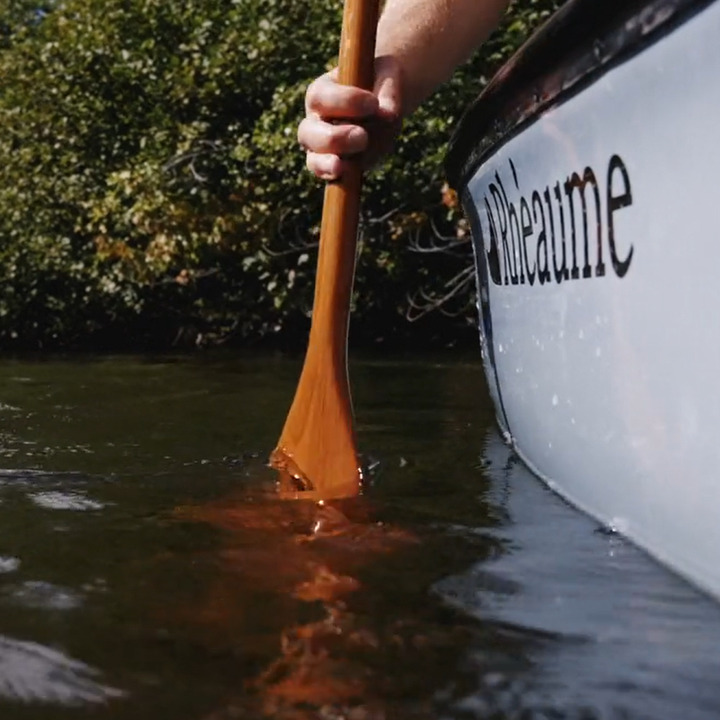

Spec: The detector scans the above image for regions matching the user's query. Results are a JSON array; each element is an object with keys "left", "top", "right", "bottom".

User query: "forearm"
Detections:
[{"left": 375, "top": 0, "right": 511, "bottom": 116}]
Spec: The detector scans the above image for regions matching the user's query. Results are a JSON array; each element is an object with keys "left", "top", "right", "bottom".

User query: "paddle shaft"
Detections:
[{"left": 310, "top": 0, "right": 379, "bottom": 360}]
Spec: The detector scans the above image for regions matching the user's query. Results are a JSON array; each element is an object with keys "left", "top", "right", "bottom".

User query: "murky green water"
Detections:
[{"left": 0, "top": 353, "right": 719, "bottom": 719}]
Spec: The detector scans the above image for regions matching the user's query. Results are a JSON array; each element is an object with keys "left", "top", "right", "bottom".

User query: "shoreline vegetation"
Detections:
[{"left": 0, "top": 0, "right": 562, "bottom": 352}]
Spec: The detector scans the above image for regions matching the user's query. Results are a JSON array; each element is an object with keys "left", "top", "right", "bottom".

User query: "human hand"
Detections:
[{"left": 298, "top": 55, "right": 403, "bottom": 180}]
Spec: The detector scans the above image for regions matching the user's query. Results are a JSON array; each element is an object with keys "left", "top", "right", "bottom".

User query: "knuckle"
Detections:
[
  {"left": 330, "top": 130, "right": 351, "bottom": 155},
  {"left": 346, "top": 125, "right": 367, "bottom": 150},
  {"left": 305, "top": 83, "right": 322, "bottom": 113},
  {"left": 317, "top": 123, "right": 341, "bottom": 152},
  {"left": 297, "top": 118, "right": 311, "bottom": 147},
  {"left": 306, "top": 152, "right": 337, "bottom": 180},
  {"left": 305, "top": 73, "right": 331, "bottom": 113},
  {"left": 306, "top": 152, "right": 327, "bottom": 179}
]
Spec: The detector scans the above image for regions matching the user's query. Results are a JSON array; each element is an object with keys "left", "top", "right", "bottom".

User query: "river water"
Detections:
[{"left": 0, "top": 353, "right": 718, "bottom": 719}]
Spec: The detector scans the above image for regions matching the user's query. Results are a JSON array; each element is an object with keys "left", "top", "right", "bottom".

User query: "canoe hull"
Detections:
[{"left": 453, "top": 0, "right": 720, "bottom": 597}]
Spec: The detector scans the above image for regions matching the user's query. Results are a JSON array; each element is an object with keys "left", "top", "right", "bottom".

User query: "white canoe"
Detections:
[{"left": 446, "top": 0, "right": 720, "bottom": 599}]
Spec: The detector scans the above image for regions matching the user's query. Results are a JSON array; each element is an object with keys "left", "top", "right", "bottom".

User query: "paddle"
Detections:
[{"left": 270, "top": 0, "right": 380, "bottom": 500}]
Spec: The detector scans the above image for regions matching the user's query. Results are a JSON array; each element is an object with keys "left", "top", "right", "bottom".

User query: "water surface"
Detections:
[{"left": 0, "top": 353, "right": 718, "bottom": 719}]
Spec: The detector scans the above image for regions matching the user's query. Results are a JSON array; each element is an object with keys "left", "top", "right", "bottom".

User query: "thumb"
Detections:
[{"left": 373, "top": 55, "right": 403, "bottom": 121}]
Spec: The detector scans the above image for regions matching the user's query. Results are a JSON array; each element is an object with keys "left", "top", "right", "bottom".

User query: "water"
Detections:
[{"left": 0, "top": 353, "right": 718, "bottom": 719}]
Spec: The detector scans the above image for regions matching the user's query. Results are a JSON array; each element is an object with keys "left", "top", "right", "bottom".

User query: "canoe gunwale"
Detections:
[{"left": 445, "top": 0, "right": 715, "bottom": 191}]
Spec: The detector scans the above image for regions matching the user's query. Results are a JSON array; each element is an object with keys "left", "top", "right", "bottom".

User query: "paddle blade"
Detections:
[{"left": 270, "top": 356, "right": 361, "bottom": 501}]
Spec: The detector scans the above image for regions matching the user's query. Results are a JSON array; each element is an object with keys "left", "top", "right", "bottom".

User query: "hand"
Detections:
[{"left": 298, "top": 55, "right": 403, "bottom": 180}]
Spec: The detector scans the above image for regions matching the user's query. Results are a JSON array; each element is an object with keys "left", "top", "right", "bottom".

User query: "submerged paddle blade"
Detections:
[
  {"left": 270, "top": 353, "right": 362, "bottom": 500},
  {"left": 270, "top": 0, "right": 379, "bottom": 500}
]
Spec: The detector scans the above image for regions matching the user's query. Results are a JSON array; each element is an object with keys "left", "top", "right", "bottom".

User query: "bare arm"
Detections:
[
  {"left": 375, "top": 0, "right": 511, "bottom": 115},
  {"left": 299, "top": 0, "right": 511, "bottom": 179}
]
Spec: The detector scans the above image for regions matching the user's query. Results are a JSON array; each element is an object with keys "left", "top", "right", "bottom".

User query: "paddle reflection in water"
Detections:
[{"left": 170, "top": 483, "right": 507, "bottom": 720}]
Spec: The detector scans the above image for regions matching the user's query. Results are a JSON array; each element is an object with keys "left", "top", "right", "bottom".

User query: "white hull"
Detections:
[{"left": 457, "top": 0, "right": 720, "bottom": 597}]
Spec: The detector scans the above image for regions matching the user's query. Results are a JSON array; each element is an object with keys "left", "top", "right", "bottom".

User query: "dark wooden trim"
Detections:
[{"left": 445, "top": 0, "right": 717, "bottom": 190}]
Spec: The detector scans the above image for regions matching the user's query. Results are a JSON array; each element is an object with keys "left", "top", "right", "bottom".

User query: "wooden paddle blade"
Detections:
[{"left": 271, "top": 0, "right": 379, "bottom": 500}]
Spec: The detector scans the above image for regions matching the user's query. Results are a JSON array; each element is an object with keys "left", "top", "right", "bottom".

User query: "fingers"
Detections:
[
  {"left": 301, "top": 57, "right": 404, "bottom": 180},
  {"left": 301, "top": 72, "right": 377, "bottom": 180},
  {"left": 297, "top": 117, "right": 369, "bottom": 156},
  {"left": 305, "top": 72, "right": 379, "bottom": 119},
  {"left": 306, "top": 152, "right": 344, "bottom": 181},
  {"left": 299, "top": 117, "right": 369, "bottom": 180}
]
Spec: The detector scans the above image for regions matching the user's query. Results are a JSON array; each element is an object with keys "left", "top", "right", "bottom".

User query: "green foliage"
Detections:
[
  {"left": 0, "top": 0, "right": 54, "bottom": 47},
  {"left": 0, "top": 0, "right": 563, "bottom": 350}
]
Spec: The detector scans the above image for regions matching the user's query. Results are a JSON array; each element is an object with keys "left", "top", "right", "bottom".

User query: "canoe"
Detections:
[{"left": 446, "top": 0, "right": 720, "bottom": 599}]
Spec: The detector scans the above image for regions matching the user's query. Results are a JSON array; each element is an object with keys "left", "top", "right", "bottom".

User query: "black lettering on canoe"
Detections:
[
  {"left": 520, "top": 196, "right": 536, "bottom": 286},
  {"left": 508, "top": 160, "right": 526, "bottom": 285},
  {"left": 564, "top": 168, "right": 601, "bottom": 280},
  {"left": 489, "top": 182, "right": 514, "bottom": 285},
  {"left": 532, "top": 190, "right": 551, "bottom": 285},
  {"left": 607, "top": 154, "right": 634, "bottom": 278},
  {"left": 543, "top": 186, "right": 564, "bottom": 284},
  {"left": 508, "top": 194, "right": 525, "bottom": 285},
  {"left": 494, "top": 173, "right": 521, "bottom": 285},
  {"left": 483, "top": 197, "right": 502, "bottom": 285},
  {"left": 475, "top": 151, "right": 633, "bottom": 289},
  {"left": 553, "top": 181, "right": 570, "bottom": 282}
]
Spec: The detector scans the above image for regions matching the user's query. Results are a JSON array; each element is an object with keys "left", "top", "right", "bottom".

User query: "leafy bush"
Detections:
[{"left": 0, "top": 0, "right": 562, "bottom": 350}]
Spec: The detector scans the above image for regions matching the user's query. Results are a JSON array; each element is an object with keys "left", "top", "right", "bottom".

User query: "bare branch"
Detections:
[
  {"left": 406, "top": 215, "right": 471, "bottom": 255},
  {"left": 162, "top": 140, "right": 226, "bottom": 182},
  {"left": 263, "top": 242, "right": 318, "bottom": 258},
  {"left": 405, "top": 264, "right": 475, "bottom": 322},
  {"left": 362, "top": 205, "right": 405, "bottom": 225}
]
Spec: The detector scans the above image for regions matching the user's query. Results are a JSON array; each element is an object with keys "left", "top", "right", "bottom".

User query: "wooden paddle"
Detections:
[{"left": 270, "top": 0, "right": 380, "bottom": 500}]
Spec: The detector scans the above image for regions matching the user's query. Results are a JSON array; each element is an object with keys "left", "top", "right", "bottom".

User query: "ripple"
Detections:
[
  {"left": 0, "top": 557, "right": 20, "bottom": 574},
  {"left": 10, "top": 582, "right": 83, "bottom": 611},
  {"left": 28, "top": 491, "right": 104, "bottom": 511},
  {"left": 0, "top": 635, "right": 124, "bottom": 705},
  {"left": 0, "top": 470, "right": 89, "bottom": 489}
]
